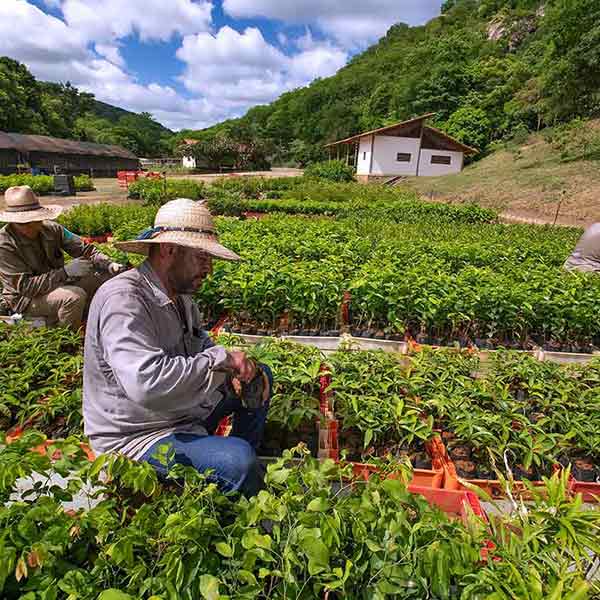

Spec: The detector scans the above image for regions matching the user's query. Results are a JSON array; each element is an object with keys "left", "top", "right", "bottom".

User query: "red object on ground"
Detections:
[
  {"left": 117, "top": 170, "right": 141, "bottom": 189},
  {"left": 242, "top": 211, "right": 267, "bottom": 220},
  {"left": 82, "top": 234, "right": 109, "bottom": 244},
  {"left": 570, "top": 481, "right": 600, "bottom": 503},
  {"left": 340, "top": 291, "right": 351, "bottom": 327},
  {"left": 29, "top": 440, "right": 96, "bottom": 462},
  {"left": 318, "top": 364, "right": 332, "bottom": 415},
  {"left": 442, "top": 460, "right": 549, "bottom": 499},
  {"left": 144, "top": 171, "right": 162, "bottom": 179},
  {"left": 210, "top": 315, "right": 230, "bottom": 335},
  {"left": 214, "top": 416, "right": 232, "bottom": 437},
  {"left": 348, "top": 461, "right": 445, "bottom": 488},
  {"left": 408, "top": 484, "right": 487, "bottom": 522}
]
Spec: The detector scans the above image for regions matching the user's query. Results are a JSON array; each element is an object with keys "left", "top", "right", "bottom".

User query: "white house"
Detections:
[
  {"left": 325, "top": 113, "right": 477, "bottom": 183},
  {"left": 181, "top": 138, "right": 198, "bottom": 169}
]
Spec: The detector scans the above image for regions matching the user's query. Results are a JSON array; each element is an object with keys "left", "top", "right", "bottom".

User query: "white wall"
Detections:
[
  {"left": 182, "top": 155, "right": 196, "bottom": 169},
  {"left": 370, "top": 135, "right": 420, "bottom": 176},
  {"left": 418, "top": 149, "right": 463, "bottom": 176},
  {"left": 356, "top": 137, "right": 373, "bottom": 175}
]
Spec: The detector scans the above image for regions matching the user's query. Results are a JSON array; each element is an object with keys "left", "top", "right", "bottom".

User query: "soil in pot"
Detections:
[
  {"left": 455, "top": 459, "right": 477, "bottom": 479},
  {"left": 572, "top": 457, "right": 598, "bottom": 482}
]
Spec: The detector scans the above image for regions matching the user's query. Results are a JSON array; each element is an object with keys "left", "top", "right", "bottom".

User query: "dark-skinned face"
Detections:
[
  {"left": 12, "top": 221, "right": 44, "bottom": 239},
  {"left": 167, "top": 246, "right": 213, "bottom": 295}
]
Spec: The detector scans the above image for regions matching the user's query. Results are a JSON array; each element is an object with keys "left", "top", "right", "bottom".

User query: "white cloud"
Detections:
[
  {"left": 60, "top": 0, "right": 213, "bottom": 43},
  {"left": 223, "top": 0, "right": 441, "bottom": 47},
  {"left": 177, "top": 25, "right": 347, "bottom": 110},
  {"left": 0, "top": 0, "right": 87, "bottom": 64},
  {"left": 94, "top": 43, "right": 125, "bottom": 68}
]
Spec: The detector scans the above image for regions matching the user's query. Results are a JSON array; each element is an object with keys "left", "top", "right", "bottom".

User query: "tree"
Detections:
[
  {"left": 445, "top": 106, "right": 493, "bottom": 151},
  {"left": 0, "top": 57, "right": 46, "bottom": 133}
]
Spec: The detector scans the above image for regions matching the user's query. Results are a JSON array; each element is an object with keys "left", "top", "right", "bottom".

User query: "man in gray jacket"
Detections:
[
  {"left": 83, "top": 198, "right": 270, "bottom": 496},
  {"left": 564, "top": 223, "right": 600, "bottom": 272}
]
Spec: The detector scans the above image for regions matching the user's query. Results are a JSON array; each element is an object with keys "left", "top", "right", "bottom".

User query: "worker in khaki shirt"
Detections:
[
  {"left": 0, "top": 186, "right": 125, "bottom": 328},
  {"left": 83, "top": 198, "right": 271, "bottom": 496},
  {"left": 564, "top": 223, "right": 600, "bottom": 273}
]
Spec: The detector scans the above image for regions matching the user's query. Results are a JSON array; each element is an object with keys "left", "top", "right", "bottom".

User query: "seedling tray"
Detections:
[
  {"left": 442, "top": 462, "right": 551, "bottom": 501},
  {"left": 408, "top": 484, "right": 487, "bottom": 522},
  {"left": 348, "top": 461, "right": 444, "bottom": 488},
  {"left": 569, "top": 481, "right": 600, "bottom": 503}
]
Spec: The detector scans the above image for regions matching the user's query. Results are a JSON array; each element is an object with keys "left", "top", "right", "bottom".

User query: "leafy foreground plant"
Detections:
[{"left": 1, "top": 433, "right": 598, "bottom": 599}]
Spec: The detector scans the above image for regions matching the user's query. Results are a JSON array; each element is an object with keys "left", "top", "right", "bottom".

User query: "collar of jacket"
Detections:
[{"left": 138, "top": 260, "right": 175, "bottom": 308}]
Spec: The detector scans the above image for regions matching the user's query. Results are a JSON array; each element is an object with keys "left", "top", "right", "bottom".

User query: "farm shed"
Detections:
[
  {"left": 0, "top": 131, "right": 139, "bottom": 177},
  {"left": 325, "top": 114, "right": 477, "bottom": 183}
]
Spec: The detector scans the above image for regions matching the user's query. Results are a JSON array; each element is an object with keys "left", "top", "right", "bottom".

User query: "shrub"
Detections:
[
  {"left": 128, "top": 178, "right": 205, "bottom": 204},
  {"left": 58, "top": 203, "right": 156, "bottom": 237},
  {"left": 209, "top": 176, "right": 304, "bottom": 198},
  {"left": 303, "top": 159, "right": 355, "bottom": 183},
  {"left": 0, "top": 174, "right": 54, "bottom": 195},
  {"left": 74, "top": 174, "right": 94, "bottom": 191}
]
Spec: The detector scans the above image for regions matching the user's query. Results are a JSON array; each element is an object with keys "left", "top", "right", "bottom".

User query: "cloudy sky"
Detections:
[{"left": 0, "top": 0, "right": 442, "bottom": 131}]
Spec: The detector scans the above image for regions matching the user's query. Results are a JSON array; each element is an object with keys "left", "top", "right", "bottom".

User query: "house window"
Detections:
[
  {"left": 363, "top": 152, "right": 366, "bottom": 160},
  {"left": 431, "top": 155, "right": 452, "bottom": 165},
  {"left": 396, "top": 153, "right": 411, "bottom": 162}
]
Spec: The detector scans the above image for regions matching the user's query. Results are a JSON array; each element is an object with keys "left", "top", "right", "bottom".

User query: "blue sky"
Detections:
[{"left": 1, "top": 0, "right": 442, "bottom": 130}]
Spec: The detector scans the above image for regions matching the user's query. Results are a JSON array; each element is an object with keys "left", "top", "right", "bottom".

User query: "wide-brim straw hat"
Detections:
[
  {"left": 0, "top": 185, "right": 62, "bottom": 223},
  {"left": 114, "top": 198, "right": 240, "bottom": 261}
]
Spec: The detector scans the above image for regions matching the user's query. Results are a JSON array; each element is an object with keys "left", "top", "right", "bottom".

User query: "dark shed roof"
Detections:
[{"left": 0, "top": 131, "right": 137, "bottom": 159}]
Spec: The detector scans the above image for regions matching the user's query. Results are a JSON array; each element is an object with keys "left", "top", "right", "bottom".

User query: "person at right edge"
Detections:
[
  {"left": 564, "top": 223, "right": 600, "bottom": 272},
  {"left": 83, "top": 198, "right": 272, "bottom": 497}
]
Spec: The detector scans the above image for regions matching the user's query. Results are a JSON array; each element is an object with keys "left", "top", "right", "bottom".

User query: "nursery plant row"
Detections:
[
  {"left": 55, "top": 202, "right": 596, "bottom": 351},
  {"left": 3, "top": 323, "right": 599, "bottom": 493}
]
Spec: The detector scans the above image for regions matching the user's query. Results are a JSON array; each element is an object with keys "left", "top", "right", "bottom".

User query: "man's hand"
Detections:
[
  {"left": 64, "top": 258, "right": 93, "bottom": 279},
  {"left": 226, "top": 350, "right": 257, "bottom": 383},
  {"left": 108, "top": 262, "right": 127, "bottom": 275}
]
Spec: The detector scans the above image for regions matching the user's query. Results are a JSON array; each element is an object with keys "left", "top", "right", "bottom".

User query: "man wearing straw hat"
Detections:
[
  {"left": 0, "top": 186, "right": 125, "bottom": 328},
  {"left": 83, "top": 198, "right": 271, "bottom": 496}
]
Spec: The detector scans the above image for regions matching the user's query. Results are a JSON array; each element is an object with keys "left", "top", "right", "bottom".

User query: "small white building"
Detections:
[
  {"left": 181, "top": 138, "right": 199, "bottom": 169},
  {"left": 325, "top": 113, "right": 476, "bottom": 183}
]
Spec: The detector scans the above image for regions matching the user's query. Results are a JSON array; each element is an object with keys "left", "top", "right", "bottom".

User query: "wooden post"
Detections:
[
  {"left": 368, "top": 135, "right": 375, "bottom": 178},
  {"left": 346, "top": 143, "right": 350, "bottom": 165},
  {"left": 415, "top": 122, "right": 425, "bottom": 177},
  {"left": 354, "top": 142, "right": 359, "bottom": 168}
]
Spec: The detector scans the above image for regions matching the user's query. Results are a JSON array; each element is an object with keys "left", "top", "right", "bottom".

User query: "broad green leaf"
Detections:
[{"left": 199, "top": 575, "right": 220, "bottom": 600}]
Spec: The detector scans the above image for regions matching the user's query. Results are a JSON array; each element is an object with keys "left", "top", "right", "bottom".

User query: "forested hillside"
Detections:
[
  {"left": 0, "top": 57, "right": 172, "bottom": 156},
  {"left": 185, "top": 0, "right": 599, "bottom": 165}
]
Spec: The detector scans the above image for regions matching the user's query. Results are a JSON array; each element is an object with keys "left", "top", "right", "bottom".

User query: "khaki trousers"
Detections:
[{"left": 25, "top": 272, "right": 111, "bottom": 329}]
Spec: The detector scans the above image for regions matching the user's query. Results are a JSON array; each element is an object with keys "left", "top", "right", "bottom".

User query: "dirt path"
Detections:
[{"left": 499, "top": 209, "right": 586, "bottom": 228}]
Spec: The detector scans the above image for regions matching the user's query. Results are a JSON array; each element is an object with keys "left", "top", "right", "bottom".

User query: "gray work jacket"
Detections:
[
  {"left": 0, "top": 221, "right": 110, "bottom": 313},
  {"left": 564, "top": 223, "right": 600, "bottom": 273},
  {"left": 82, "top": 260, "right": 229, "bottom": 460}
]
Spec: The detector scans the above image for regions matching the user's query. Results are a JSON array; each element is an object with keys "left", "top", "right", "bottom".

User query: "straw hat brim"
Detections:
[
  {"left": 0, "top": 205, "right": 62, "bottom": 223},
  {"left": 114, "top": 231, "right": 241, "bottom": 261}
]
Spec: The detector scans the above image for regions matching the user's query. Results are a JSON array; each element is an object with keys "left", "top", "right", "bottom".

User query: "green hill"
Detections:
[
  {"left": 188, "top": 0, "right": 599, "bottom": 165},
  {"left": 0, "top": 56, "right": 173, "bottom": 157}
]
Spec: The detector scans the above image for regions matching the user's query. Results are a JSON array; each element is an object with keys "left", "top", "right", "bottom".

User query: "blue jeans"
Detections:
[{"left": 140, "top": 365, "right": 272, "bottom": 496}]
